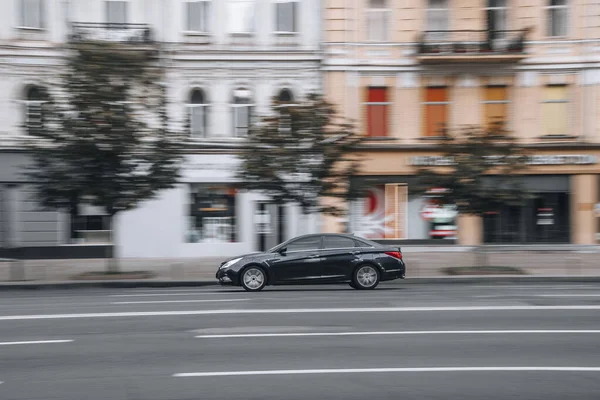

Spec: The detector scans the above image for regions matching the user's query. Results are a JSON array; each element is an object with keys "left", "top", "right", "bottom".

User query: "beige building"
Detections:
[{"left": 323, "top": 0, "right": 600, "bottom": 245}]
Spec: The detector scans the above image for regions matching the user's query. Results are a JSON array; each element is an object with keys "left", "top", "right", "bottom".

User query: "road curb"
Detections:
[{"left": 1, "top": 275, "right": 599, "bottom": 290}]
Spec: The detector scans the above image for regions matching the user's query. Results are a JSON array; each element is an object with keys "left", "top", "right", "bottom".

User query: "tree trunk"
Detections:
[{"left": 106, "top": 213, "right": 119, "bottom": 274}]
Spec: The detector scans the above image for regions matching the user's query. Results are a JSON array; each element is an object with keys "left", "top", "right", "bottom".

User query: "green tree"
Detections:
[
  {"left": 236, "top": 93, "right": 364, "bottom": 217},
  {"left": 24, "top": 41, "right": 185, "bottom": 273},
  {"left": 412, "top": 123, "right": 531, "bottom": 254}
]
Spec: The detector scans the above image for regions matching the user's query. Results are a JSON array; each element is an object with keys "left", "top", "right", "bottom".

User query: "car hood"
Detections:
[{"left": 222, "top": 252, "right": 266, "bottom": 263}]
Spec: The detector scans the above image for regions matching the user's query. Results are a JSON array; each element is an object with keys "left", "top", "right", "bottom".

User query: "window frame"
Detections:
[
  {"left": 231, "top": 88, "right": 254, "bottom": 137},
  {"left": 422, "top": 86, "right": 450, "bottom": 138},
  {"left": 23, "top": 86, "right": 47, "bottom": 134},
  {"left": 228, "top": 0, "right": 256, "bottom": 35},
  {"left": 365, "top": 0, "right": 391, "bottom": 42},
  {"left": 546, "top": 0, "right": 569, "bottom": 38},
  {"left": 484, "top": 0, "right": 509, "bottom": 39},
  {"left": 426, "top": 0, "right": 450, "bottom": 41},
  {"left": 19, "top": 0, "right": 44, "bottom": 30},
  {"left": 541, "top": 84, "right": 570, "bottom": 137},
  {"left": 274, "top": 0, "right": 299, "bottom": 34},
  {"left": 187, "top": 88, "right": 209, "bottom": 138},
  {"left": 481, "top": 85, "right": 510, "bottom": 132},
  {"left": 105, "top": 0, "right": 129, "bottom": 25},
  {"left": 365, "top": 86, "right": 390, "bottom": 137},
  {"left": 184, "top": 0, "right": 211, "bottom": 33}
]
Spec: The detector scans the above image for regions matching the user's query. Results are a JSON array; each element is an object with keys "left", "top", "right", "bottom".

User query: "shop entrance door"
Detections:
[{"left": 256, "top": 202, "right": 287, "bottom": 252}]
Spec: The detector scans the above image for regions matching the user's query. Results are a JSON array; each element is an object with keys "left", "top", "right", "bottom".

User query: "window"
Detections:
[
  {"left": 366, "top": 0, "right": 390, "bottom": 42},
  {"left": 322, "top": 236, "right": 356, "bottom": 249},
  {"left": 186, "top": 0, "right": 211, "bottom": 32},
  {"left": 365, "top": 87, "right": 389, "bottom": 137},
  {"left": 286, "top": 236, "right": 321, "bottom": 252},
  {"left": 24, "top": 86, "right": 46, "bottom": 134},
  {"left": 188, "top": 89, "right": 209, "bottom": 138},
  {"left": 228, "top": 0, "right": 255, "bottom": 34},
  {"left": 275, "top": 0, "right": 298, "bottom": 33},
  {"left": 426, "top": 0, "right": 449, "bottom": 40},
  {"left": 231, "top": 88, "right": 253, "bottom": 137},
  {"left": 278, "top": 88, "right": 294, "bottom": 103},
  {"left": 542, "top": 85, "right": 569, "bottom": 136},
  {"left": 20, "top": 0, "right": 44, "bottom": 29},
  {"left": 485, "top": 0, "right": 508, "bottom": 39},
  {"left": 423, "top": 87, "right": 449, "bottom": 137},
  {"left": 187, "top": 184, "right": 238, "bottom": 243},
  {"left": 106, "top": 0, "right": 128, "bottom": 25},
  {"left": 546, "top": 0, "right": 568, "bottom": 37},
  {"left": 482, "top": 86, "right": 509, "bottom": 132}
]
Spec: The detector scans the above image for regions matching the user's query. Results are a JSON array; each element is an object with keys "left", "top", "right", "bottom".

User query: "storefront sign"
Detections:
[{"left": 410, "top": 155, "right": 598, "bottom": 167}]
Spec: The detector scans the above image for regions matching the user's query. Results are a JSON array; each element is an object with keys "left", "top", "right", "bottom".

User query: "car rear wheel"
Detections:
[
  {"left": 352, "top": 264, "right": 380, "bottom": 290},
  {"left": 241, "top": 266, "right": 267, "bottom": 292}
]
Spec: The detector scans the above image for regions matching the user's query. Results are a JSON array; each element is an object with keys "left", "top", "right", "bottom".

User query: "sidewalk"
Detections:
[{"left": 1, "top": 247, "right": 600, "bottom": 289}]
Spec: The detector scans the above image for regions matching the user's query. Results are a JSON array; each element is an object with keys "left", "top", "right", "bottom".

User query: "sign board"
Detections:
[{"left": 410, "top": 154, "right": 599, "bottom": 167}]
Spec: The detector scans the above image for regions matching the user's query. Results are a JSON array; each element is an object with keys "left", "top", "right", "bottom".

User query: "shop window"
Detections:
[
  {"left": 482, "top": 86, "right": 509, "bottom": 132},
  {"left": 366, "top": 0, "right": 390, "bottom": 42},
  {"left": 72, "top": 215, "right": 112, "bottom": 244},
  {"left": 187, "top": 184, "right": 238, "bottom": 243},
  {"left": 542, "top": 85, "right": 569, "bottom": 136},
  {"left": 365, "top": 87, "right": 389, "bottom": 137},
  {"left": 423, "top": 87, "right": 449, "bottom": 137}
]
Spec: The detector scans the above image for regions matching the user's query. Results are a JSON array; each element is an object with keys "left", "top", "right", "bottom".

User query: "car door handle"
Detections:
[
  {"left": 351, "top": 250, "right": 361, "bottom": 255},
  {"left": 309, "top": 254, "right": 320, "bottom": 258}
]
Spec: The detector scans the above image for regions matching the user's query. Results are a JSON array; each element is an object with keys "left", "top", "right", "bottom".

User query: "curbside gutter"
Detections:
[{"left": 1, "top": 275, "right": 600, "bottom": 290}]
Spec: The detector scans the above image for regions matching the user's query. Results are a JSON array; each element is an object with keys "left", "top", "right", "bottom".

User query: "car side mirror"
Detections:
[{"left": 278, "top": 247, "right": 287, "bottom": 256}]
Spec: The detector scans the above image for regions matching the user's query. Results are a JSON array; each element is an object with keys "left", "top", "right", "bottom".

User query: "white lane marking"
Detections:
[
  {"left": 108, "top": 293, "right": 223, "bottom": 297},
  {"left": 195, "top": 330, "right": 600, "bottom": 339},
  {"left": 173, "top": 366, "right": 600, "bottom": 378},
  {"left": 112, "top": 299, "right": 249, "bottom": 305},
  {"left": 472, "top": 285, "right": 597, "bottom": 289},
  {"left": 535, "top": 294, "right": 600, "bottom": 297},
  {"left": 0, "top": 340, "right": 73, "bottom": 346},
  {"left": 1, "top": 305, "right": 600, "bottom": 321}
]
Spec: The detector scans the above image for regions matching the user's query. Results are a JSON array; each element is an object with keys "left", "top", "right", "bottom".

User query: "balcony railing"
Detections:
[
  {"left": 416, "top": 29, "right": 530, "bottom": 63},
  {"left": 69, "top": 22, "right": 154, "bottom": 44}
]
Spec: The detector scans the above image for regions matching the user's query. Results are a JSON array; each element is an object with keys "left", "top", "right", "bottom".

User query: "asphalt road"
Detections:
[{"left": 1, "top": 282, "right": 600, "bottom": 400}]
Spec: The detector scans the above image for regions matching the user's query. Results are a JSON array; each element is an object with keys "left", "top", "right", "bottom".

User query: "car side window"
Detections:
[
  {"left": 355, "top": 239, "right": 375, "bottom": 248},
  {"left": 322, "top": 236, "right": 356, "bottom": 249},
  {"left": 286, "top": 236, "right": 321, "bottom": 252}
]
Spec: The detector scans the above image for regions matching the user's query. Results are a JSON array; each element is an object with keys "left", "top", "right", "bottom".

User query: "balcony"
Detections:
[
  {"left": 69, "top": 23, "right": 155, "bottom": 49},
  {"left": 415, "top": 29, "right": 530, "bottom": 64}
]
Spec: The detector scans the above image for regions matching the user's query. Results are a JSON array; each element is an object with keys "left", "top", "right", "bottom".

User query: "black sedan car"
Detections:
[{"left": 216, "top": 233, "right": 406, "bottom": 291}]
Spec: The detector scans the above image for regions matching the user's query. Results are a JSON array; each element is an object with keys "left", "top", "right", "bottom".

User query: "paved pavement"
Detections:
[
  {"left": 2, "top": 246, "right": 600, "bottom": 285},
  {"left": 1, "top": 282, "right": 600, "bottom": 399}
]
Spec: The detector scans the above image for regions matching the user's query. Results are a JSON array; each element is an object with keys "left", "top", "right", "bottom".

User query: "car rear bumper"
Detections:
[{"left": 381, "top": 261, "right": 406, "bottom": 281}]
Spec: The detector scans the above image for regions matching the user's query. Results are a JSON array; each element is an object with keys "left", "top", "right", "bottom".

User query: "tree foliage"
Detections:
[
  {"left": 412, "top": 124, "right": 531, "bottom": 215},
  {"left": 236, "top": 93, "right": 364, "bottom": 216},
  {"left": 24, "top": 42, "right": 185, "bottom": 251}
]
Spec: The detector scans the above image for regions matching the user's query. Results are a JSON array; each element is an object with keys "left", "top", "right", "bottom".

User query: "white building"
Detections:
[{"left": 0, "top": 0, "right": 322, "bottom": 259}]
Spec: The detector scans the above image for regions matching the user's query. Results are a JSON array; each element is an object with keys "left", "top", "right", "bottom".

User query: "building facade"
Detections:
[
  {"left": 322, "top": 0, "right": 600, "bottom": 245},
  {"left": 0, "top": 0, "right": 322, "bottom": 259}
]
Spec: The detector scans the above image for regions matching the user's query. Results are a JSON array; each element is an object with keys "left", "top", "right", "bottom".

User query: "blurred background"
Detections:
[{"left": 1, "top": 0, "right": 600, "bottom": 280}]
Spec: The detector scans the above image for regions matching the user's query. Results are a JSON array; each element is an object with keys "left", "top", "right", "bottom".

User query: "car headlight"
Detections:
[{"left": 220, "top": 257, "right": 242, "bottom": 270}]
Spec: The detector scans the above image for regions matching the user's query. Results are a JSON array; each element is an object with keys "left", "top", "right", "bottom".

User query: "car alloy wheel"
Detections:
[
  {"left": 353, "top": 265, "right": 380, "bottom": 290},
  {"left": 241, "top": 267, "right": 267, "bottom": 292}
]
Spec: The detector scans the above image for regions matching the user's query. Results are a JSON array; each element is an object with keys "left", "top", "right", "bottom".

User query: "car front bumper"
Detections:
[{"left": 216, "top": 268, "right": 236, "bottom": 286}]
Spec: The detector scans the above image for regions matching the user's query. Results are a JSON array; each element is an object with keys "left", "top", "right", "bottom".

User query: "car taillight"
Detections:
[{"left": 385, "top": 251, "right": 403, "bottom": 260}]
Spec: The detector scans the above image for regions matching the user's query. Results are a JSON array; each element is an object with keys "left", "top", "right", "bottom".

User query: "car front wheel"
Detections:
[
  {"left": 240, "top": 266, "right": 267, "bottom": 292},
  {"left": 352, "top": 264, "right": 380, "bottom": 290}
]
